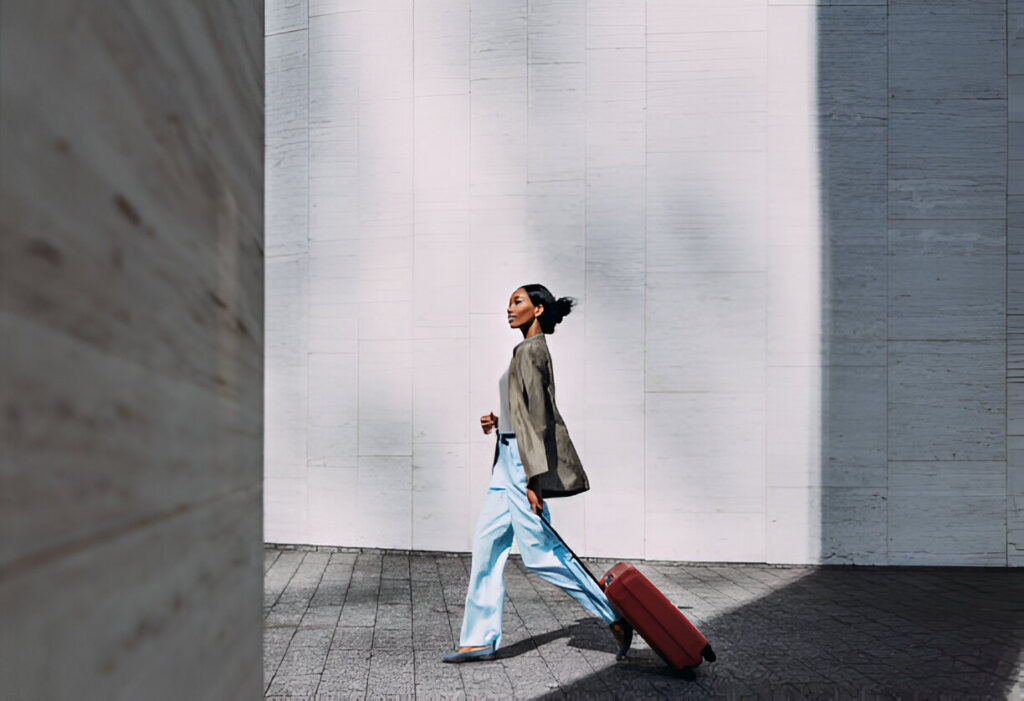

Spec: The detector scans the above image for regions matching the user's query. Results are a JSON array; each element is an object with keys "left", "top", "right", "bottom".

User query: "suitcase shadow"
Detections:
[{"left": 496, "top": 617, "right": 696, "bottom": 678}]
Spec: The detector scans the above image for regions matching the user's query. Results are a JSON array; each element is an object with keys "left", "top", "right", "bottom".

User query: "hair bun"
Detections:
[{"left": 553, "top": 296, "right": 575, "bottom": 322}]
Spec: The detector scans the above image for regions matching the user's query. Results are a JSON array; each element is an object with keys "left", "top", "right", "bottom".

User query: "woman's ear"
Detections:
[{"left": 534, "top": 304, "right": 543, "bottom": 318}]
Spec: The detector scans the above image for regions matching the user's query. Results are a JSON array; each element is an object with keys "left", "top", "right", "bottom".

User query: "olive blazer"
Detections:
[{"left": 494, "top": 333, "right": 590, "bottom": 498}]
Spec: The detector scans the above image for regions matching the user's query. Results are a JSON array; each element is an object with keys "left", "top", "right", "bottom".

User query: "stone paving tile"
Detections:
[
  {"left": 379, "top": 576, "right": 411, "bottom": 602},
  {"left": 265, "top": 549, "right": 1024, "bottom": 698},
  {"left": 278, "top": 552, "right": 330, "bottom": 605},
  {"left": 265, "top": 672, "right": 321, "bottom": 698},
  {"left": 319, "top": 648, "right": 370, "bottom": 696},
  {"left": 459, "top": 662, "right": 515, "bottom": 698},
  {"left": 371, "top": 626, "right": 412, "bottom": 650},
  {"left": 375, "top": 602, "right": 413, "bottom": 630},
  {"left": 264, "top": 551, "right": 304, "bottom": 610},
  {"left": 311, "top": 561, "right": 353, "bottom": 607},
  {"left": 337, "top": 566, "right": 381, "bottom": 628},
  {"left": 302, "top": 604, "right": 342, "bottom": 627},
  {"left": 264, "top": 549, "right": 281, "bottom": 574},
  {"left": 365, "top": 649, "right": 415, "bottom": 696},
  {"left": 382, "top": 552, "right": 411, "bottom": 579},
  {"left": 277, "top": 645, "right": 329, "bottom": 676},
  {"left": 289, "top": 624, "right": 334, "bottom": 650},
  {"left": 265, "top": 600, "right": 307, "bottom": 628},
  {"left": 329, "top": 625, "right": 374, "bottom": 651},
  {"left": 412, "top": 648, "right": 467, "bottom": 699},
  {"left": 263, "top": 635, "right": 291, "bottom": 694}
]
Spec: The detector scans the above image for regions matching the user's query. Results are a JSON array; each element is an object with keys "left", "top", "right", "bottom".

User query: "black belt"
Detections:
[{"left": 497, "top": 431, "right": 515, "bottom": 445}]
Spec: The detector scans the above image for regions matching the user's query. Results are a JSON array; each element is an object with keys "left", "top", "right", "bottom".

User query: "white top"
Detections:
[{"left": 498, "top": 366, "right": 511, "bottom": 433}]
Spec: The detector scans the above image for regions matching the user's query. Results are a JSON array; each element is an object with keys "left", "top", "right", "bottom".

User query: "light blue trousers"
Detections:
[{"left": 458, "top": 435, "right": 619, "bottom": 649}]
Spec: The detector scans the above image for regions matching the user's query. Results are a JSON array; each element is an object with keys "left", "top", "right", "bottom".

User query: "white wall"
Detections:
[
  {"left": 1, "top": 2, "right": 265, "bottom": 697},
  {"left": 266, "top": 0, "right": 1020, "bottom": 566}
]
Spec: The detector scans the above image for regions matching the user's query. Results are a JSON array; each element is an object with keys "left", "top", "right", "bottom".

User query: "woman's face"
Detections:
[{"left": 507, "top": 288, "right": 541, "bottom": 329}]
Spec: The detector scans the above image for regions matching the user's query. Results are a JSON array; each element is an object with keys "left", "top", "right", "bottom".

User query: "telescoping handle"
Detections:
[{"left": 536, "top": 510, "right": 606, "bottom": 590}]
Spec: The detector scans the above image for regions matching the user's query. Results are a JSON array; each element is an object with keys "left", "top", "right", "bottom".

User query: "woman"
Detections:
[{"left": 441, "top": 284, "right": 634, "bottom": 663}]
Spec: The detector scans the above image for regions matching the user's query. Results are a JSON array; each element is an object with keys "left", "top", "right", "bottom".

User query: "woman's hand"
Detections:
[
  {"left": 526, "top": 486, "right": 544, "bottom": 516},
  {"left": 480, "top": 411, "right": 498, "bottom": 434}
]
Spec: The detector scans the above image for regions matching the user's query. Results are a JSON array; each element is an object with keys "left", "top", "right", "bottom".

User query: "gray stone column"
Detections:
[
  {"left": 886, "top": 0, "right": 1008, "bottom": 565},
  {"left": 1, "top": 2, "right": 265, "bottom": 697}
]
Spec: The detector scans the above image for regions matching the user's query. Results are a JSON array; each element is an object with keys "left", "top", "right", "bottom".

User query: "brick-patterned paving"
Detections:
[{"left": 264, "top": 547, "right": 1024, "bottom": 699}]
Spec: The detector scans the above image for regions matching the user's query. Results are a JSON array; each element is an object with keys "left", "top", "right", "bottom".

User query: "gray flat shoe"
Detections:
[{"left": 441, "top": 640, "right": 497, "bottom": 663}]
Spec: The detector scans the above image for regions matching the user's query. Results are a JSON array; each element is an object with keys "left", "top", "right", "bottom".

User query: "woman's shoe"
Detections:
[
  {"left": 441, "top": 640, "right": 497, "bottom": 663},
  {"left": 609, "top": 618, "right": 634, "bottom": 660}
]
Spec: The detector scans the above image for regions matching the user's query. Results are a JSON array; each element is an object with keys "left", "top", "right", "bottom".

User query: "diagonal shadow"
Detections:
[
  {"left": 494, "top": 619, "right": 615, "bottom": 660},
  {"left": 538, "top": 567, "right": 1024, "bottom": 698}
]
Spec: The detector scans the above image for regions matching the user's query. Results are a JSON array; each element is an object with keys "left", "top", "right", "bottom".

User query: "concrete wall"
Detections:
[
  {"left": 266, "top": 0, "right": 1020, "bottom": 566},
  {"left": 1007, "top": 0, "right": 1024, "bottom": 566},
  {"left": 1, "top": 2, "right": 265, "bottom": 697}
]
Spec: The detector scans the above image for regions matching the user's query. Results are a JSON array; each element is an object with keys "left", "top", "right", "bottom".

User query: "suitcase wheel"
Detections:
[
  {"left": 701, "top": 643, "right": 717, "bottom": 663},
  {"left": 679, "top": 667, "right": 696, "bottom": 682}
]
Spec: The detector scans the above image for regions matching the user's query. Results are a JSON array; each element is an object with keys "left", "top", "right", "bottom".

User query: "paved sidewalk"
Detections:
[{"left": 264, "top": 546, "right": 1024, "bottom": 699}]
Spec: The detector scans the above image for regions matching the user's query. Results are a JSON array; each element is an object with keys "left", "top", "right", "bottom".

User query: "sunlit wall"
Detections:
[{"left": 266, "top": 0, "right": 1020, "bottom": 565}]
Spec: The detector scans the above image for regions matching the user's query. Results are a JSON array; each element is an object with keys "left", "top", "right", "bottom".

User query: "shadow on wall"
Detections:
[
  {"left": 534, "top": 568, "right": 1024, "bottom": 697},
  {"left": 816, "top": 3, "right": 889, "bottom": 566},
  {"left": 817, "top": 1, "right": 1009, "bottom": 567}
]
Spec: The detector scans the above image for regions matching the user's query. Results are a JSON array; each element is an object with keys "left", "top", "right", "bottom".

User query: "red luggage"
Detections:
[
  {"left": 539, "top": 514, "right": 716, "bottom": 676},
  {"left": 599, "top": 562, "right": 716, "bottom": 673}
]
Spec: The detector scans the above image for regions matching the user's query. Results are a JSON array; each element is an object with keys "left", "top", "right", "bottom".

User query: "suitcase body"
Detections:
[
  {"left": 600, "top": 562, "right": 715, "bottom": 670},
  {"left": 538, "top": 513, "right": 715, "bottom": 672}
]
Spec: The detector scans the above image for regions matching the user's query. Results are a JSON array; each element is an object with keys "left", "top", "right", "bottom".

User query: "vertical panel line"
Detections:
[
  {"left": 305, "top": 6, "right": 313, "bottom": 545},
  {"left": 583, "top": 0, "right": 589, "bottom": 557},
  {"left": 884, "top": 0, "right": 891, "bottom": 566},
  {"left": 1006, "top": 0, "right": 1011, "bottom": 566},
  {"left": 642, "top": 0, "right": 649, "bottom": 561}
]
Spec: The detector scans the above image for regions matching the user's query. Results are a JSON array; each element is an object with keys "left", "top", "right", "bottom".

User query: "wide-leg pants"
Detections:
[{"left": 458, "top": 435, "right": 619, "bottom": 649}]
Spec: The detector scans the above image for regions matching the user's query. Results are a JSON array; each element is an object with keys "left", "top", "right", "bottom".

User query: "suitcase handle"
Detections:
[{"left": 536, "top": 511, "right": 605, "bottom": 590}]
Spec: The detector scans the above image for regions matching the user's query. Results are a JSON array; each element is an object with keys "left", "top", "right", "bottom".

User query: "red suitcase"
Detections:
[
  {"left": 599, "top": 562, "right": 716, "bottom": 673},
  {"left": 539, "top": 514, "right": 716, "bottom": 675}
]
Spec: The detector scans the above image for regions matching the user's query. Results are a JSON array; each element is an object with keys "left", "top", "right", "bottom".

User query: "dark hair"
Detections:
[{"left": 519, "top": 284, "right": 575, "bottom": 334}]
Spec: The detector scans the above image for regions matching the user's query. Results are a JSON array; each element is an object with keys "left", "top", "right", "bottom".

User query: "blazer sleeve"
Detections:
[{"left": 509, "top": 344, "right": 556, "bottom": 482}]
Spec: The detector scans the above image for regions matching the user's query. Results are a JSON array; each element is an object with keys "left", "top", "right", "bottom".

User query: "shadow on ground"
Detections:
[{"left": 528, "top": 568, "right": 1024, "bottom": 698}]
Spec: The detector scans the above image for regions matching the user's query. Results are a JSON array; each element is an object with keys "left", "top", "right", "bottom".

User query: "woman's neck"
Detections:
[{"left": 521, "top": 320, "right": 543, "bottom": 339}]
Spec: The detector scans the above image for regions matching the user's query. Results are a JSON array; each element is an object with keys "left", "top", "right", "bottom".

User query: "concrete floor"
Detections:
[{"left": 264, "top": 546, "right": 1024, "bottom": 699}]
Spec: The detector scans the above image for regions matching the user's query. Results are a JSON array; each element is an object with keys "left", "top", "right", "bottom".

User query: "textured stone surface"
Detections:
[
  {"left": 888, "top": 219, "right": 1006, "bottom": 341},
  {"left": 888, "top": 461, "right": 1008, "bottom": 566},
  {"left": 267, "top": 0, "right": 308, "bottom": 35},
  {"left": 1010, "top": 20, "right": 1024, "bottom": 570},
  {"left": 888, "top": 341, "right": 1006, "bottom": 462},
  {"left": 264, "top": 548, "right": 1024, "bottom": 698},
  {"left": 889, "top": 0, "right": 1005, "bottom": 100},
  {"left": 888, "top": 99, "right": 1006, "bottom": 220},
  {"left": 1, "top": 2, "right": 264, "bottom": 698}
]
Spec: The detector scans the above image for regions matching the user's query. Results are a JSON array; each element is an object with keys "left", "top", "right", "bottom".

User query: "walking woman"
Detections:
[{"left": 441, "top": 284, "right": 634, "bottom": 663}]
